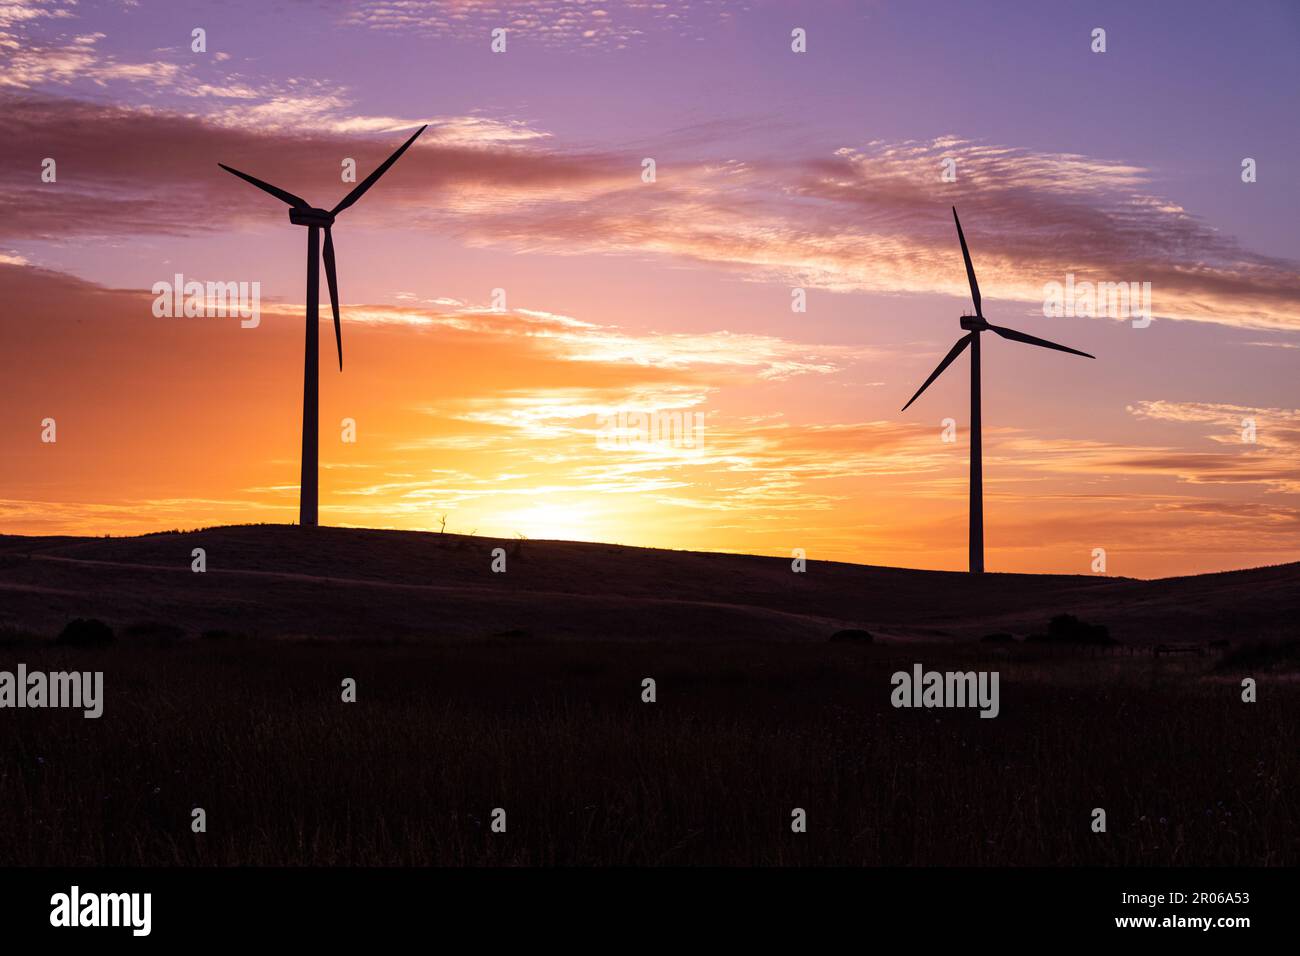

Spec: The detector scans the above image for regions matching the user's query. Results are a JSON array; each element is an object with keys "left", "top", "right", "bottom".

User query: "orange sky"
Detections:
[{"left": 3, "top": 257, "right": 1298, "bottom": 578}]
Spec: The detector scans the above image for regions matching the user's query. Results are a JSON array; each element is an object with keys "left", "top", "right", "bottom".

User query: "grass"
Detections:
[{"left": 0, "top": 638, "right": 1295, "bottom": 866}]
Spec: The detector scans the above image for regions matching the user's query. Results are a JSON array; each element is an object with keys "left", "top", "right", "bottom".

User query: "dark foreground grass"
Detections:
[{"left": 0, "top": 639, "right": 1295, "bottom": 865}]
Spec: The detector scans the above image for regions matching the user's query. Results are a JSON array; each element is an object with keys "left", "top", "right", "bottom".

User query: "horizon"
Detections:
[
  {"left": 5, "top": 519, "right": 1297, "bottom": 583},
  {"left": 2, "top": 0, "right": 1299, "bottom": 577}
]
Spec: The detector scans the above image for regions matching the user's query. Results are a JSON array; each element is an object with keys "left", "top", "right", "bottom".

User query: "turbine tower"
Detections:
[
  {"left": 902, "top": 207, "right": 1095, "bottom": 573},
  {"left": 219, "top": 125, "right": 427, "bottom": 527}
]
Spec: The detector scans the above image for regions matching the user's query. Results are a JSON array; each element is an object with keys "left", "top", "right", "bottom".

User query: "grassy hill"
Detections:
[{"left": 1, "top": 524, "right": 1296, "bottom": 643}]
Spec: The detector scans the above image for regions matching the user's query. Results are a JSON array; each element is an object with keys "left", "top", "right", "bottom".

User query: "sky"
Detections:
[{"left": 1, "top": 0, "right": 1298, "bottom": 577}]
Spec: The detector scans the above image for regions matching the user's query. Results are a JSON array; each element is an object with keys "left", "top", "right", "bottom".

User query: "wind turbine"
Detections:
[
  {"left": 218, "top": 125, "right": 427, "bottom": 527},
  {"left": 901, "top": 207, "right": 1095, "bottom": 573}
]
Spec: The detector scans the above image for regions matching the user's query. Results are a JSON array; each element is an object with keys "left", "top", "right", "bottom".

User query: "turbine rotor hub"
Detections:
[
  {"left": 959, "top": 315, "right": 988, "bottom": 331},
  {"left": 289, "top": 207, "right": 336, "bottom": 227}
]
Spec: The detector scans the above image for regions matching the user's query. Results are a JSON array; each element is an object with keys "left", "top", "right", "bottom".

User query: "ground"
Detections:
[{"left": 0, "top": 526, "right": 1296, "bottom": 865}]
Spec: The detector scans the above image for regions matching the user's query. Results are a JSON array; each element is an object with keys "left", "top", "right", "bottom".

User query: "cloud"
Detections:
[
  {"left": 0, "top": 0, "right": 73, "bottom": 38},
  {"left": 0, "top": 91, "right": 614, "bottom": 241},
  {"left": 5, "top": 80, "right": 1299, "bottom": 334},
  {"left": 1243, "top": 339, "right": 1300, "bottom": 350},
  {"left": 0, "top": 7, "right": 553, "bottom": 143},
  {"left": 343, "top": 0, "right": 750, "bottom": 50},
  {"left": 459, "top": 136, "right": 1300, "bottom": 331},
  {"left": 979, "top": 402, "right": 1300, "bottom": 494},
  {"left": 0, "top": 30, "right": 189, "bottom": 89},
  {"left": 259, "top": 295, "right": 867, "bottom": 380}
]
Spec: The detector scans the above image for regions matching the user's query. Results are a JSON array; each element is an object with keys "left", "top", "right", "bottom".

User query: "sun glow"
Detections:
[{"left": 496, "top": 500, "right": 599, "bottom": 542}]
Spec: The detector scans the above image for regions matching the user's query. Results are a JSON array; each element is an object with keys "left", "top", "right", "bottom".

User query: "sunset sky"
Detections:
[{"left": 2, "top": 0, "right": 1298, "bottom": 576}]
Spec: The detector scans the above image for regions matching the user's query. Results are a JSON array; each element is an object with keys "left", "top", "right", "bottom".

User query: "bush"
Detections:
[
  {"left": 1025, "top": 614, "right": 1115, "bottom": 646},
  {"left": 55, "top": 618, "right": 115, "bottom": 647}
]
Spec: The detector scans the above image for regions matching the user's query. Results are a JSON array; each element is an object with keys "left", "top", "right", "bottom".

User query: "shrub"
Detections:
[
  {"left": 1025, "top": 614, "right": 1115, "bottom": 646},
  {"left": 55, "top": 618, "right": 115, "bottom": 647}
]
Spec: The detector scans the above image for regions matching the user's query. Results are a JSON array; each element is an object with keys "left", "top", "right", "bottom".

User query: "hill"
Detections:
[{"left": 1, "top": 524, "right": 1296, "bottom": 643}]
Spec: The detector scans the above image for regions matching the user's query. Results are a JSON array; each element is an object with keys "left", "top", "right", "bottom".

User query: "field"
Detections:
[
  {"left": 1, "top": 525, "right": 1297, "bottom": 866},
  {"left": 1, "top": 636, "right": 1296, "bottom": 866}
]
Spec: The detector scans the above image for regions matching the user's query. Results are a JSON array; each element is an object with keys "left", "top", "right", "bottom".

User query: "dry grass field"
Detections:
[{"left": 0, "top": 526, "right": 1296, "bottom": 865}]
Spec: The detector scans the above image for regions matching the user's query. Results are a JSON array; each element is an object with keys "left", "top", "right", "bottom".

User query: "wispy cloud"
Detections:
[
  {"left": 262, "top": 297, "right": 868, "bottom": 378},
  {"left": 344, "top": 0, "right": 751, "bottom": 50},
  {"left": 455, "top": 135, "right": 1300, "bottom": 331},
  {"left": 9, "top": 83, "right": 1294, "bottom": 332},
  {"left": 975, "top": 401, "right": 1300, "bottom": 495}
]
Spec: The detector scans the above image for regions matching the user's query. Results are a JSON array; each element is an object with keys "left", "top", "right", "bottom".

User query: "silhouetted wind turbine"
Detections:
[
  {"left": 219, "top": 125, "right": 427, "bottom": 527},
  {"left": 901, "top": 207, "right": 1095, "bottom": 574}
]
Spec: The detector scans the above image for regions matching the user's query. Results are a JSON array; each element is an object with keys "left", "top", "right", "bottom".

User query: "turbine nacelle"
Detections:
[
  {"left": 289, "top": 207, "right": 336, "bottom": 228},
  {"left": 959, "top": 315, "right": 988, "bottom": 331}
]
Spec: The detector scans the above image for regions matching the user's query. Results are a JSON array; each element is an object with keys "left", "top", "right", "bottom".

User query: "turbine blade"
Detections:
[
  {"left": 217, "top": 163, "right": 309, "bottom": 209},
  {"left": 322, "top": 226, "right": 342, "bottom": 370},
  {"left": 331, "top": 124, "right": 428, "bottom": 216},
  {"left": 988, "top": 323, "right": 1095, "bottom": 359},
  {"left": 901, "top": 333, "right": 972, "bottom": 411},
  {"left": 952, "top": 206, "right": 982, "bottom": 317}
]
